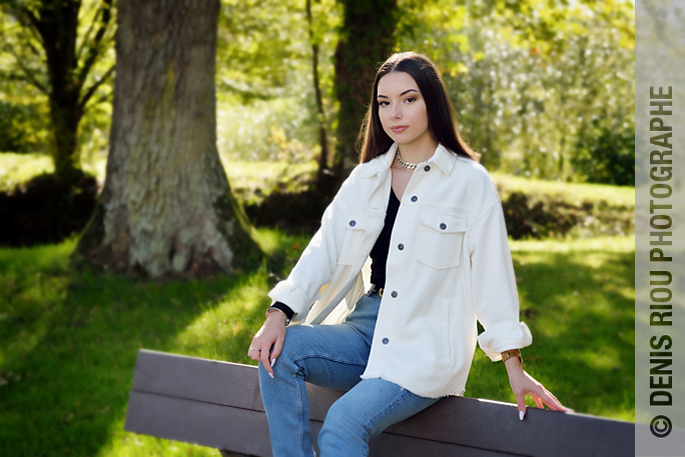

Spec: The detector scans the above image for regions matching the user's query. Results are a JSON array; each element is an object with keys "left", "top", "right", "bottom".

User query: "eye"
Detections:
[
  {"left": 404, "top": 97, "right": 416, "bottom": 103},
  {"left": 378, "top": 100, "right": 389, "bottom": 107}
]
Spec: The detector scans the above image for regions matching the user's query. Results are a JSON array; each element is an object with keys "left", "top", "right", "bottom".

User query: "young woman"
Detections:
[{"left": 248, "top": 51, "right": 571, "bottom": 457}]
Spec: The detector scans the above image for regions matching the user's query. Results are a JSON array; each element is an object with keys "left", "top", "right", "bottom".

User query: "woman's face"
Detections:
[{"left": 377, "top": 71, "right": 432, "bottom": 149}]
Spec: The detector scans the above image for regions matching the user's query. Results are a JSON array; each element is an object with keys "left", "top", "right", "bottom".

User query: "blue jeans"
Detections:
[{"left": 258, "top": 292, "right": 441, "bottom": 457}]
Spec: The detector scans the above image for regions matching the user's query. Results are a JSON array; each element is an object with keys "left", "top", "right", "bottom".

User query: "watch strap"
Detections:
[{"left": 501, "top": 349, "right": 523, "bottom": 364}]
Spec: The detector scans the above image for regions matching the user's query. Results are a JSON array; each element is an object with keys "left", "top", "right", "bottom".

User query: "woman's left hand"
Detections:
[{"left": 504, "top": 357, "right": 573, "bottom": 420}]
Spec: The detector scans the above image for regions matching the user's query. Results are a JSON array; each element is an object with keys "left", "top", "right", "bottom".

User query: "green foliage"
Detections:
[
  {"left": 0, "top": 0, "right": 116, "bottom": 169},
  {"left": 2, "top": 0, "right": 636, "bottom": 188},
  {"left": 217, "top": 97, "right": 322, "bottom": 163},
  {"left": 572, "top": 118, "right": 635, "bottom": 185},
  {"left": 216, "top": 0, "right": 339, "bottom": 163},
  {"left": 0, "top": 101, "right": 49, "bottom": 153},
  {"left": 214, "top": 0, "right": 635, "bottom": 187},
  {"left": 396, "top": 0, "right": 635, "bottom": 182},
  {"left": 219, "top": 0, "right": 300, "bottom": 101}
]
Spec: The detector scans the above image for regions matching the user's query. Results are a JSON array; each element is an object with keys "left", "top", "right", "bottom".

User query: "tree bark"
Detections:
[
  {"left": 75, "top": 0, "right": 260, "bottom": 278},
  {"left": 331, "top": 0, "right": 398, "bottom": 183}
]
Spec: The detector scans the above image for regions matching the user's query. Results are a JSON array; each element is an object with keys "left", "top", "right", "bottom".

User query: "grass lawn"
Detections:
[
  {"left": 0, "top": 231, "right": 634, "bottom": 456},
  {"left": 467, "top": 236, "right": 634, "bottom": 421},
  {"left": 491, "top": 172, "right": 634, "bottom": 210}
]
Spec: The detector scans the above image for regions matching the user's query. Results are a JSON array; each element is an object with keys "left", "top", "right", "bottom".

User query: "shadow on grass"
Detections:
[
  {"left": 466, "top": 246, "right": 635, "bottom": 420},
  {"left": 0, "top": 236, "right": 308, "bottom": 456}
]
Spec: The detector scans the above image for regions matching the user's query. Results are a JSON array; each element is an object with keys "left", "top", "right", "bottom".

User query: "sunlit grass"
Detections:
[
  {"left": 0, "top": 151, "right": 107, "bottom": 190},
  {"left": 223, "top": 159, "right": 318, "bottom": 204},
  {"left": 492, "top": 172, "right": 634, "bottom": 209},
  {"left": 0, "top": 152, "right": 54, "bottom": 191}
]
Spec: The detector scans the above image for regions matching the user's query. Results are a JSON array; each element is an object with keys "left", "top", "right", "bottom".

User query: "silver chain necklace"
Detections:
[{"left": 395, "top": 148, "right": 420, "bottom": 170}]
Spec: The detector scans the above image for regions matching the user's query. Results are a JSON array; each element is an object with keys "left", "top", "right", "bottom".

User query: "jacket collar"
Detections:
[{"left": 360, "top": 142, "right": 458, "bottom": 178}]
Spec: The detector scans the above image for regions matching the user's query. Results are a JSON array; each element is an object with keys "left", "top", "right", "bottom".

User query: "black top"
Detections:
[
  {"left": 369, "top": 188, "right": 400, "bottom": 290},
  {"left": 272, "top": 188, "right": 401, "bottom": 321}
]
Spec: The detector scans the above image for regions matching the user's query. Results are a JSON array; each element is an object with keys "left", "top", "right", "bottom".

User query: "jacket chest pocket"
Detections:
[
  {"left": 417, "top": 212, "right": 467, "bottom": 270},
  {"left": 337, "top": 216, "right": 368, "bottom": 266}
]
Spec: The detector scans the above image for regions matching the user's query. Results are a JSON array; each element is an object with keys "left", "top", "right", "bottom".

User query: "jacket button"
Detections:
[
  {"left": 391, "top": 291, "right": 398, "bottom": 298},
  {"left": 349, "top": 220, "right": 356, "bottom": 227},
  {"left": 382, "top": 338, "right": 389, "bottom": 345},
  {"left": 398, "top": 243, "right": 404, "bottom": 250},
  {"left": 424, "top": 165, "right": 431, "bottom": 172},
  {"left": 411, "top": 195, "right": 418, "bottom": 202},
  {"left": 440, "top": 223, "right": 447, "bottom": 230}
]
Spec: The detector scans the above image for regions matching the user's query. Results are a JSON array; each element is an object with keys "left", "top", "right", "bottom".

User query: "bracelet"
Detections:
[
  {"left": 501, "top": 349, "right": 523, "bottom": 364},
  {"left": 265, "top": 307, "right": 290, "bottom": 326}
]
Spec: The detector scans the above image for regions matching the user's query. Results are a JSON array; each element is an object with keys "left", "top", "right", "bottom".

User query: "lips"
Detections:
[{"left": 391, "top": 125, "right": 408, "bottom": 133}]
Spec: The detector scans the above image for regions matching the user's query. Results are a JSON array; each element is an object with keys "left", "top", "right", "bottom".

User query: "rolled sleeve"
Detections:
[{"left": 469, "top": 202, "right": 533, "bottom": 361}]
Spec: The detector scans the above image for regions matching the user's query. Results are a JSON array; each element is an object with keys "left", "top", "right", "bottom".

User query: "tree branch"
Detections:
[
  {"left": 76, "top": 3, "right": 102, "bottom": 63},
  {"left": 79, "top": 64, "right": 115, "bottom": 111},
  {"left": 82, "top": 91, "right": 113, "bottom": 114},
  {"left": 76, "top": 0, "right": 113, "bottom": 89},
  {"left": 0, "top": 69, "right": 36, "bottom": 84},
  {"left": 5, "top": 40, "right": 48, "bottom": 95},
  {"left": 2, "top": 1, "right": 43, "bottom": 35}
]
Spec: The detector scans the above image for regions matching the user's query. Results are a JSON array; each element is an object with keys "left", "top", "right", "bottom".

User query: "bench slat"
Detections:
[
  {"left": 125, "top": 349, "right": 634, "bottom": 456},
  {"left": 126, "top": 391, "right": 271, "bottom": 456},
  {"left": 370, "top": 433, "right": 524, "bottom": 457}
]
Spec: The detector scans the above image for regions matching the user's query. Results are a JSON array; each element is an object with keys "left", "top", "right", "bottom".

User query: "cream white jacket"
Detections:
[{"left": 268, "top": 143, "right": 532, "bottom": 398}]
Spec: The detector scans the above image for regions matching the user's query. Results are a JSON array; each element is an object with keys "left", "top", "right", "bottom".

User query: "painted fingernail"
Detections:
[
  {"left": 270, "top": 358, "right": 277, "bottom": 368},
  {"left": 519, "top": 411, "right": 525, "bottom": 421},
  {"left": 268, "top": 372, "right": 274, "bottom": 379}
]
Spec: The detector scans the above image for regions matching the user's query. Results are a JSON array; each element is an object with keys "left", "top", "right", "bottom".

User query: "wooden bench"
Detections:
[{"left": 124, "top": 349, "right": 634, "bottom": 456}]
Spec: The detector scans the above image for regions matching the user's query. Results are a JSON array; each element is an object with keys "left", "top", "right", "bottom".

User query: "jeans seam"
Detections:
[{"left": 295, "top": 373, "right": 306, "bottom": 454}]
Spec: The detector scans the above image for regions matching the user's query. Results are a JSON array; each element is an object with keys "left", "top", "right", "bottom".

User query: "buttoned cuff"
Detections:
[{"left": 477, "top": 321, "right": 533, "bottom": 361}]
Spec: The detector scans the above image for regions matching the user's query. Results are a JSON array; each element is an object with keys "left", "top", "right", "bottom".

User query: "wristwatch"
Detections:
[{"left": 501, "top": 349, "right": 523, "bottom": 364}]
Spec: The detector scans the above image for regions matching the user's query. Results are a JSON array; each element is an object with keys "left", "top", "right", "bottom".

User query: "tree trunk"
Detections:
[
  {"left": 331, "top": 0, "right": 398, "bottom": 184},
  {"left": 307, "top": 0, "right": 331, "bottom": 185},
  {"left": 36, "top": 0, "right": 83, "bottom": 184},
  {"left": 49, "top": 90, "right": 82, "bottom": 184},
  {"left": 75, "top": 0, "right": 260, "bottom": 278}
]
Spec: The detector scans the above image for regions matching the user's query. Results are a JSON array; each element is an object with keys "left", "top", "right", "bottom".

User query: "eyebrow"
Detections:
[{"left": 377, "top": 89, "right": 419, "bottom": 98}]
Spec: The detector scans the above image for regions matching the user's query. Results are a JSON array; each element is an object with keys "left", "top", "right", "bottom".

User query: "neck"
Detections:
[{"left": 397, "top": 137, "right": 439, "bottom": 164}]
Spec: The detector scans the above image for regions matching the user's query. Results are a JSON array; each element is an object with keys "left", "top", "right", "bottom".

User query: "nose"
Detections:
[{"left": 390, "top": 104, "right": 402, "bottom": 119}]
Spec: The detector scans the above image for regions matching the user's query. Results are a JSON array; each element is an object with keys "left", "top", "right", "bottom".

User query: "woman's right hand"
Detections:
[{"left": 247, "top": 312, "right": 287, "bottom": 378}]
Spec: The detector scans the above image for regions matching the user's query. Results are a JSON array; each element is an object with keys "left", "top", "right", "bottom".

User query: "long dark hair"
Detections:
[{"left": 358, "top": 52, "right": 479, "bottom": 164}]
